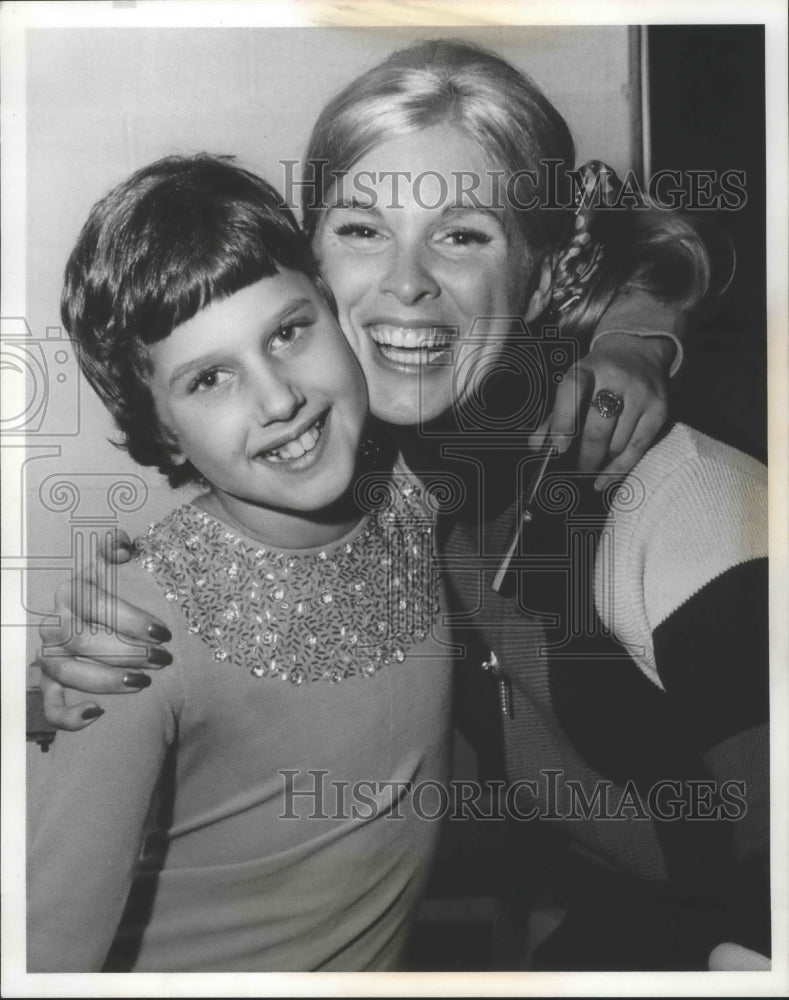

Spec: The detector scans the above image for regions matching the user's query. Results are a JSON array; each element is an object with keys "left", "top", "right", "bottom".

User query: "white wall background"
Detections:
[{"left": 19, "top": 25, "right": 636, "bottom": 625}]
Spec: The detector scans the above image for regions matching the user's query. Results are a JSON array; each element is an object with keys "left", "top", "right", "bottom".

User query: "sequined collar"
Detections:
[{"left": 133, "top": 473, "right": 439, "bottom": 684}]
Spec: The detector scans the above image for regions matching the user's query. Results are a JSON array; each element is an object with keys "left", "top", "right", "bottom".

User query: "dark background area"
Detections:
[{"left": 649, "top": 25, "right": 767, "bottom": 461}]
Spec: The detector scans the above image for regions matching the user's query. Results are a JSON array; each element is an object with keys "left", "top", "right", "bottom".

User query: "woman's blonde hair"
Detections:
[
  {"left": 303, "top": 39, "right": 711, "bottom": 339},
  {"left": 303, "top": 40, "right": 574, "bottom": 260}
]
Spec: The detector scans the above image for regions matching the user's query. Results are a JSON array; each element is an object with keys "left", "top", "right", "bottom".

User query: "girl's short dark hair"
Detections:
[{"left": 62, "top": 154, "right": 327, "bottom": 487}]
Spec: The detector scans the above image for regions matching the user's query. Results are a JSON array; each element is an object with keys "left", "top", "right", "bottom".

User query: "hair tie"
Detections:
[{"left": 549, "top": 160, "right": 622, "bottom": 316}]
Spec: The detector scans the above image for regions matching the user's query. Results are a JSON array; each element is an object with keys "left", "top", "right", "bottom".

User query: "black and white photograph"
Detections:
[{"left": 2, "top": 0, "right": 787, "bottom": 994}]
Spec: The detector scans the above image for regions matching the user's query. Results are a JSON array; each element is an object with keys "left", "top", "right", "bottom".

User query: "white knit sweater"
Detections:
[{"left": 594, "top": 423, "right": 768, "bottom": 688}]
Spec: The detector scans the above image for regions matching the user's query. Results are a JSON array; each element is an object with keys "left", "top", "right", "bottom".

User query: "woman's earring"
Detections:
[{"left": 525, "top": 256, "right": 555, "bottom": 321}]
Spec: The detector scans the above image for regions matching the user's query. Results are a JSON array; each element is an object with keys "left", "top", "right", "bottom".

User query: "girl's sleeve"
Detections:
[{"left": 27, "top": 563, "right": 185, "bottom": 972}]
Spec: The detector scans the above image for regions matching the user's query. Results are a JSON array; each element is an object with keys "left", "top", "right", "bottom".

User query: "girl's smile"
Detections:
[
  {"left": 146, "top": 271, "right": 369, "bottom": 548},
  {"left": 255, "top": 411, "right": 327, "bottom": 463}
]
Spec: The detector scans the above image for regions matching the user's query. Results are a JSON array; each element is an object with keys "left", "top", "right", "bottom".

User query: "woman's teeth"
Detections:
[
  {"left": 261, "top": 418, "right": 323, "bottom": 463},
  {"left": 368, "top": 324, "right": 454, "bottom": 365}
]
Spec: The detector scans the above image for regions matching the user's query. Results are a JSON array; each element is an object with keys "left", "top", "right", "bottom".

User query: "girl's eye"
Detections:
[
  {"left": 271, "top": 321, "right": 311, "bottom": 351},
  {"left": 189, "top": 368, "right": 231, "bottom": 393},
  {"left": 439, "top": 228, "right": 492, "bottom": 247}
]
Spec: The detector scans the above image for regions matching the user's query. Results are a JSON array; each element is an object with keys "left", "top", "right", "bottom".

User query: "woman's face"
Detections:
[{"left": 312, "top": 123, "right": 543, "bottom": 426}]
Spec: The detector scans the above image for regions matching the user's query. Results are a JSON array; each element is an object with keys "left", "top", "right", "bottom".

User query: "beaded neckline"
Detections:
[{"left": 133, "top": 473, "right": 439, "bottom": 685}]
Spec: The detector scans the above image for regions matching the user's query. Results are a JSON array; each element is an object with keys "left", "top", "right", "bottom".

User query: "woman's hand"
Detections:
[
  {"left": 34, "top": 529, "right": 172, "bottom": 731},
  {"left": 531, "top": 332, "right": 674, "bottom": 489}
]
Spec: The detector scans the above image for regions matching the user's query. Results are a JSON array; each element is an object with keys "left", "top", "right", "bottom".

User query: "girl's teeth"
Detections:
[
  {"left": 262, "top": 420, "right": 322, "bottom": 462},
  {"left": 279, "top": 438, "right": 306, "bottom": 460},
  {"left": 299, "top": 425, "right": 319, "bottom": 449}
]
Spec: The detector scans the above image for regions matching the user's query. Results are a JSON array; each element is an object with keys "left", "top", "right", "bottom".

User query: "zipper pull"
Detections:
[
  {"left": 481, "top": 650, "right": 513, "bottom": 720},
  {"left": 497, "top": 675, "right": 513, "bottom": 721}
]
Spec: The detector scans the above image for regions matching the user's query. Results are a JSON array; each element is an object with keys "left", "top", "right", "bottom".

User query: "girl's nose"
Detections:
[
  {"left": 251, "top": 366, "right": 305, "bottom": 425},
  {"left": 379, "top": 247, "right": 440, "bottom": 305}
]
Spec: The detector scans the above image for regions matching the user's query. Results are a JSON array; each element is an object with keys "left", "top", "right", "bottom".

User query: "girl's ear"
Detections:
[
  {"left": 525, "top": 255, "right": 555, "bottom": 321},
  {"left": 166, "top": 439, "right": 188, "bottom": 466},
  {"left": 157, "top": 419, "right": 187, "bottom": 466}
]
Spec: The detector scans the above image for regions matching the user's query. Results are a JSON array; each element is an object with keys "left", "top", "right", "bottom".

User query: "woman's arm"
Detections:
[
  {"left": 653, "top": 556, "right": 770, "bottom": 959},
  {"left": 33, "top": 290, "right": 683, "bottom": 722},
  {"left": 540, "top": 162, "right": 714, "bottom": 484},
  {"left": 34, "top": 187, "right": 705, "bottom": 715},
  {"left": 28, "top": 566, "right": 180, "bottom": 969},
  {"left": 599, "top": 429, "right": 770, "bottom": 960}
]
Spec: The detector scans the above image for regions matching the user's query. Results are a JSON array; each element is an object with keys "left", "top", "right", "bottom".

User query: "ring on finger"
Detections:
[{"left": 591, "top": 389, "right": 625, "bottom": 419}]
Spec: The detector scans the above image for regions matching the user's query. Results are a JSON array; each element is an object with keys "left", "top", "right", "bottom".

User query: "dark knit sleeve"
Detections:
[{"left": 653, "top": 557, "right": 770, "bottom": 957}]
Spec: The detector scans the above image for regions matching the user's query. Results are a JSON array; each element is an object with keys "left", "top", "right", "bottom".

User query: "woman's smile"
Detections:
[{"left": 365, "top": 319, "right": 458, "bottom": 372}]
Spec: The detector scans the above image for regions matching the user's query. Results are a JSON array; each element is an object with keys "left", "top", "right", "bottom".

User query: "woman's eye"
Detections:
[
  {"left": 189, "top": 369, "right": 231, "bottom": 393},
  {"left": 333, "top": 222, "right": 382, "bottom": 241},
  {"left": 440, "top": 228, "right": 492, "bottom": 247}
]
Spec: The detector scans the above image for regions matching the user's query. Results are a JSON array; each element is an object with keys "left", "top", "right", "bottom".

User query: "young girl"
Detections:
[{"left": 27, "top": 154, "right": 456, "bottom": 972}]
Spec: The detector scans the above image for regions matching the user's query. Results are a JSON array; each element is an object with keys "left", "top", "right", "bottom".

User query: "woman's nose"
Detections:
[
  {"left": 379, "top": 247, "right": 440, "bottom": 304},
  {"left": 251, "top": 366, "right": 305, "bottom": 424}
]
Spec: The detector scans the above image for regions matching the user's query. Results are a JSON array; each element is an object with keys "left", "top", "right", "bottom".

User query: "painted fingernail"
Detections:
[
  {"left": 147, "top": 623, "right": 172, "bottom": 643},
  {"left": 81, "top": 706, "right": 105, "bottom": 720},
  {"left": 122, "top": 672, "right": 151, "bottom": 689},
  {"left": 147, "top": 645, "right": 173, "bottom": 666}
]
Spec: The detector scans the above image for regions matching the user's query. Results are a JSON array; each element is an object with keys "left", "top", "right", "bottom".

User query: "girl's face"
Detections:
[
  {"left": 312, "top": 123, "right": 546, "bottom": 426},
  {"left": 146, "top": 270, "right": 369, "bottom": 548}
]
